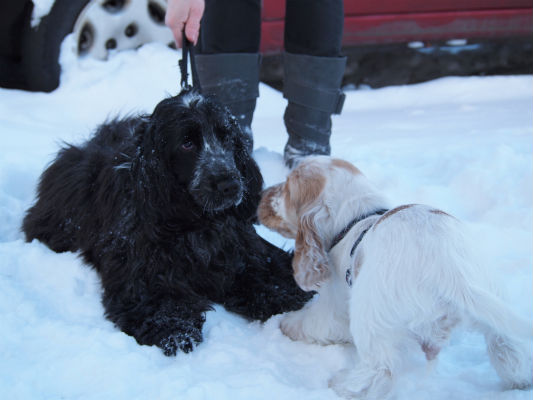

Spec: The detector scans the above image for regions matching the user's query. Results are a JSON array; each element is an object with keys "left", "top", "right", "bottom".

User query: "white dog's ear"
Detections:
[{"left": 293, "top": 207, "right": 331, "bottom": 291}]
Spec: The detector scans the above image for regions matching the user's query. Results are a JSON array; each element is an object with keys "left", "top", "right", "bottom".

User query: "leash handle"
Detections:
[{"left": 179, "top": 31, "right": 202, "bottom": 92}]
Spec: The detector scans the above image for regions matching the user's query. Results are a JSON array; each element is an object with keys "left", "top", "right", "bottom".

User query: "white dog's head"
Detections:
[{"left": 258, "top": 156, "right": 386, "bottom": 291}]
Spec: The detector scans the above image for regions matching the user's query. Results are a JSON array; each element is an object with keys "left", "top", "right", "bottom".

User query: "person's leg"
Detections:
[
  {"left": 195, "top": 0, "right": 262, "bottom": 150},
  {"left": 283, "top": 0, "right": 346, "bottom": 167},
  {"left": 284, "top": 0, "right": 344, "bottom": 57},
  {"left": 197, "top": 0, "right": 260, "bottom": 54}
]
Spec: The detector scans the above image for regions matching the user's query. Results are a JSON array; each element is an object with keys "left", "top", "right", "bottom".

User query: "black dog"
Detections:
[{"left": 23, "top": 90, "right": 310, "bottom": 356}]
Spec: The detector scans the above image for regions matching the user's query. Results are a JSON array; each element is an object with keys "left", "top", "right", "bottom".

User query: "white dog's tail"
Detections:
[
  {"left": 460, "top": 284, "right": 531, "bottom": 340},
  {"left": 458, "top": 284, "right": 532, "bottom": 389}
]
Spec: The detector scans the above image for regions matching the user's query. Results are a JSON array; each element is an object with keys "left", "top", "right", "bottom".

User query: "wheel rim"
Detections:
[{"left": 72, "top": 0, "right": 173, "bottom": 59}]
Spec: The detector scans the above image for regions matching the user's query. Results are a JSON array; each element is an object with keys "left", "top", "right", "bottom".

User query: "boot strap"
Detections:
[{"left": 283, "top": 82, "right": 345, "bottom": 115}]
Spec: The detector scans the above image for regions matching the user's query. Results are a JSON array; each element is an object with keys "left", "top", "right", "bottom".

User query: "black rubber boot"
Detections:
[
  {"left": 195, "top": 53, "right": 261, "bottom": 153},
  {"left": 282, "top": 52, "right": 347, "bottom": 168}
]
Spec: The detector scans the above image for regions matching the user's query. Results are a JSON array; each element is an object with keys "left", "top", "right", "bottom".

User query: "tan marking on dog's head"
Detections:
[
  {"left": 285, "top": 161, "right": 331, "bottom": 290},
  {"left": 293, "top": 226, "right": 330, "bottom": 291},
  {"left": 373, "top": 204, "right": 416, "bottom": 228},
  {"left": 259, "top": 159, "right": 332, "bottom": 291},
  {"left": 258, "top": 184, "right": 297, "bottom": 238},
  {"left": 285, "top": 163, "right": 326, "bottom": 215}
]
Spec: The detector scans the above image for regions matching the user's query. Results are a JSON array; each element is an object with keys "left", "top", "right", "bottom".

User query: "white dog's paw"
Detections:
[
  {"left": 280, "top": 310, "right": 308, "bottom": 342},
  {"left": 329, "top": 368, "right": 366, "bottom": 399},
  {"left": 329, "top": 367, "right": 393, "bottom": 400},
  {"left": 280, "top": 308, "right": 352, "bottom": 345}
]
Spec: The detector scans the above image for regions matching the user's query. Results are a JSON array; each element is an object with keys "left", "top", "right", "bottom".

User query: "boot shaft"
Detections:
[
  {"left": 195, "top": 53, "right": 261, "bottom": 130},
  {"left": 283, "top": 52, "right": 347, "bottom": 167}
]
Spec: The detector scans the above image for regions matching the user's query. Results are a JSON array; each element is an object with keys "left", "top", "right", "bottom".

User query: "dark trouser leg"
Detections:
[
  {"left": 195, "top": 0, "right": 261, "bottom": 149},
  {"left": 283, "top": 0, "right": 346, "bottom": 168}
]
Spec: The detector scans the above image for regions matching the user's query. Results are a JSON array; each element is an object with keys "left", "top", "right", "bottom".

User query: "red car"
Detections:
[
  {"left": 262, "top": 0, "right": 532, "bottom": 52},
  {"left": 1, "top": 0, "right": 531, "bottom": 91},
  {"left": 260, "top": 0, "right": 532, "bottom": 88}
]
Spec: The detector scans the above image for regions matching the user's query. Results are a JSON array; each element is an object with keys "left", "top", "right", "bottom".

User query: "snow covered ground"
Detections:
[{"left": 0, "top": 40, "right": 531, "bottom": 399}]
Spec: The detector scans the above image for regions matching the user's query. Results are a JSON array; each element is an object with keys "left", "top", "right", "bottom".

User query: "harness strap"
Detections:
[
  {"left": 179, "top": 32, "right": 202, "bottom": 92},
  {"left": 350, "top": 227, "right": 371, "bottom": 257},
  {"left": 328, "top": 208, "right": 388, "bottom": 252},
  {"left": 327, "top": 208, "right": 389, "bottom": 288},
  {"left": 345, "top": 226, "right": 371, "bottom": 287}
]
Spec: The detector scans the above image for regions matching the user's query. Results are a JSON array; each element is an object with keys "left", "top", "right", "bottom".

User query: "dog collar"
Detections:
[{"left": 328, "top": 208, "right": 388, "bottom": 253}]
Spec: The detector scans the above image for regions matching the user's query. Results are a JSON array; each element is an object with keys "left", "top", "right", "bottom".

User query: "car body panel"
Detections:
[{"left": 260, "top": 0, "right": 533, "bottom": 53}]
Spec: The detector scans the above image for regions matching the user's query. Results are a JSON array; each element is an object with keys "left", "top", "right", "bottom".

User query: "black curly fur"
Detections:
[{"left": 22, "top": 90, "right": 311, "bottom": 356}]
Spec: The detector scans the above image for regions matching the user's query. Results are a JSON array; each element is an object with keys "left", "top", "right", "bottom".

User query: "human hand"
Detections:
[{"left": 165, "top": 0, "right": 205, "bottom": 47}]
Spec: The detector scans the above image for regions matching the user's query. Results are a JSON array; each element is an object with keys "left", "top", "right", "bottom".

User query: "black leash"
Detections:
[{"left": 179, "top": 32, "right": 202, "bottom": 92}]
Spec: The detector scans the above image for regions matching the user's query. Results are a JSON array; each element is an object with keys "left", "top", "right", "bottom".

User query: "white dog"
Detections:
[{"left": 258, "top": 156, "right": 532, "bottom": 399}]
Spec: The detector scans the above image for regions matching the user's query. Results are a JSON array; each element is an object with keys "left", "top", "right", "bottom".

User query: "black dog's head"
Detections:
[{"left": 143, "top": 90, "right": 262, "bottom": 216}]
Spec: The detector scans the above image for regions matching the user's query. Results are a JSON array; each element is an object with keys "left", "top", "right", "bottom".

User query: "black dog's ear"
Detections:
[{"left": 234, "top": 150, "right": 263, "bottom": 222}]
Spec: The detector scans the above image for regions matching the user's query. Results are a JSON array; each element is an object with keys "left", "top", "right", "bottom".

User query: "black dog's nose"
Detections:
[{"left": 216, "top": 178, "right": 241, "bottom": 196}]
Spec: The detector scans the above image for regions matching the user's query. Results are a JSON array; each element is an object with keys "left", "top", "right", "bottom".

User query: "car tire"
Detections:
[
  {"left": 22, "top": 0, "right": 172, "bottom": 92},
  {"left": 22, "top": 0, "right": 90, "bottom": 92}
]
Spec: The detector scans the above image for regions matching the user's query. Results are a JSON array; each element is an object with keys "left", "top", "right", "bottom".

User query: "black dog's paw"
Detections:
[
  {"left": 153, "top": 322, "right": 204, "bottom": 356},
  {"left": 135, "top": 307, "right": 205, "bottom": 356},
  {"left": 223, "top": 279, "right": 314, "bottom": 323},
  {"left": 159, "top": 329, "right": 203, "bottom": 356}
]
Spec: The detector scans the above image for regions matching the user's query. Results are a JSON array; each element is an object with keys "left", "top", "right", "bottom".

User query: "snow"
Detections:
[
  {"left": 31, "top": 0, "right": 56, "bottom": 27},
  {"left": 1, "top": 37, "right": 532, "bottom": 399}
]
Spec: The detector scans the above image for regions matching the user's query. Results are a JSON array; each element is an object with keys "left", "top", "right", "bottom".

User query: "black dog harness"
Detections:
[
  {"left": 179, "top": 33, "right": 202, "bottom": 92},
  {"left": 328, "top": 208, "right": 388, "bottom": 287}
]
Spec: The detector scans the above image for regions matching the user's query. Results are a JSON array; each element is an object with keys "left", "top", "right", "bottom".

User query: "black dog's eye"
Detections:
[{"left": 181, "top": 138, "right": 195, "bottom": 151}]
